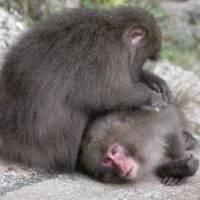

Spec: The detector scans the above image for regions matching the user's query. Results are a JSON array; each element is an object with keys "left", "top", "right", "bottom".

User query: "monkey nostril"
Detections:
[{"left": 103, "top": 157, "right": 111, "bottom": 164}]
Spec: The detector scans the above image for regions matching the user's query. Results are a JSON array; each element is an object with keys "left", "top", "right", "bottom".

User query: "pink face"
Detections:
[{"left": 101, "top": 143, "right": 139, "bottom": 181}]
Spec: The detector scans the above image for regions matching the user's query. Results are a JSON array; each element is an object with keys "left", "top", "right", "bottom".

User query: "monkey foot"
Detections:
[
  {"left": 157, "top": 154, "right": 199, "bottom": 186},
  {"left": 178, "top": 154, "right": 199, "bottom": 177},
  {"left": 161, "top": 177, "right": 186, "bottom": 186}
]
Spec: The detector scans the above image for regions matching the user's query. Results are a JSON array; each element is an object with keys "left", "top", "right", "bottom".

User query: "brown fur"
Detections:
[
  {"left": 0, "top": 7, "right": 170, "bottom": 171},
  {"left": 79, "top": 105, "right": 199, "bottom": 184}
]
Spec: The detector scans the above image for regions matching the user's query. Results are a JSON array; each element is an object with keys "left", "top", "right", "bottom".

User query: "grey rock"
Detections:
[
  {"left": 0, "top": 147, "right": 199, "bottom": 200},
  {"left": 0, "top": 8, "right": 26, "bottom": 68},
  {"left": 154, "top": 60, "right": 200, "bottom": 135}
]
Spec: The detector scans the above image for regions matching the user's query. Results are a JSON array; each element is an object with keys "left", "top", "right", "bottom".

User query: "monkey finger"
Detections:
[
  {"left": 161, "top": 86, "right": 174, "bottom": 104},
  {"left": 155, "top": 84, "right": 167, "bottom": 101},
  {"left": 161, "top": 177, "right": 178, "bottom": 186},
  {"left": 167, "top": 178, "right": 178, "bottom": 186},
  {"left": 170, "top": 178, "right": 184, "bottom": 186},
  {"left": 161, "top": 177, "right": 170, "bottom": 184},
  {"left": 169, "top": 178, "right": 186, "bottom": 186},
  {"left": 151, "top": 83, "right": 162, "bottom": 94},
  {"left": 166, "top": 177, "right": 175, "bottom": 186}
]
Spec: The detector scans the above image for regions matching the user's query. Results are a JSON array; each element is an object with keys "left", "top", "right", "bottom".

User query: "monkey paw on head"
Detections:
[
  {"left": 140, "top": 70, "right": 174, "bottom": 112},
  {"left": 141, "top": 91, "right": 168, "bottom": 112},
  {"left": 141, "top": 70, "right": 174, "bottom": 104}
]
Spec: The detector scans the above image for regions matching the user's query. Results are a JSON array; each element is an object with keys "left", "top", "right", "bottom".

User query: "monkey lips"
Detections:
[{"left": 101, "top": 143, "right": 140, "bottom": 181}]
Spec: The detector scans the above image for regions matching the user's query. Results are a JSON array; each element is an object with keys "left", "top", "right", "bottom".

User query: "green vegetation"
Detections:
[
  {"left": 0, "top": 0, "right": 67, "bottom": 26},
  {"left": 0, "top": 0, "right": 199, "bottom": 72},
  {"left": 81, "top": 0, "right": 127, "bottom": 8},
  {"left": 161, "top": 47, "right": 200, "bottom": 71}
]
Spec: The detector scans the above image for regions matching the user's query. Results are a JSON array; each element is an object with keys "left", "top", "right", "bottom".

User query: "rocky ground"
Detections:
[
  {"left": 154, "top": 61, "right": 200, "bottom": 135},
  {"left": 0, "top": 146, "right": 199, "bottom": 200}
]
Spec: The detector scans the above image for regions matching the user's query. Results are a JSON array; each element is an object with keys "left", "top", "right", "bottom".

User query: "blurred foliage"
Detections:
[
  {"left": 0, "top": 0, "right": 199, "bottom": 71},
  {"left": 0, "top": 0, "right": 68, "bottom": 26},
  {"left": 81, "top": 0, "right": 127, "bottom": 8}
]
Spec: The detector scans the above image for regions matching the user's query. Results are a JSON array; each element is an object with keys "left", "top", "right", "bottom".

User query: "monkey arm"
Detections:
[
  {"left": 141, "top": 70, "right": 174, "bottom": 103},
  {"left": 73, "top": 80, "right": 166, "bottom": 111},
  {"left": 129, "top": 82, "right": 167, "bottom": 109}
]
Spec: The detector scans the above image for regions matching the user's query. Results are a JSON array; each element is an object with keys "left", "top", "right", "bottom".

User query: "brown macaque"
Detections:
[
  {"left": 0, "top": 7, "right": 173, "bottom": 171},
  {"left": 79, "top": 105, "right": 199, "bottom": 185}
]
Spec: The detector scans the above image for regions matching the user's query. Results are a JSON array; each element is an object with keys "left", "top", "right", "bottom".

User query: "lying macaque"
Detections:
[{"left": 79, "top": 105, "right": 199, "bottom": 185}]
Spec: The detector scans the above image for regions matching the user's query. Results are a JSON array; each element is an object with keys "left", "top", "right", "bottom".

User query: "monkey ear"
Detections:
[{"left": 129, "top": 28, "right": 146, "bottom": 45}]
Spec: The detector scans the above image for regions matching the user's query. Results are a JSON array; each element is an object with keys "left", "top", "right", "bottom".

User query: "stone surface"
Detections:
[
  {"left": 0, "top": 8, "right": 26, "bottom": 68},
  {"left": 154, "top": 60, "right": 200, "bottom": 135},
  {"left": 0, "top": 159, "right": 56, "bottom": 196},
  {"left": 0, "top": 147, "right": 199, "bottom": 200}
]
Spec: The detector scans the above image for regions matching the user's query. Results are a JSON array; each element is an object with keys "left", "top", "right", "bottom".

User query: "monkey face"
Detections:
[{"left": 93, "top": 142, "right": 141, "bottom": 183}]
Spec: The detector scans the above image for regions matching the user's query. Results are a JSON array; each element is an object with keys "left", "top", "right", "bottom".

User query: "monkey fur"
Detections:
[
  {"left": 79, "top": 105, "right": 199, "bottom": 185},
  {"left": 0, "top": 7, "right": 172, "bottom": 171}
]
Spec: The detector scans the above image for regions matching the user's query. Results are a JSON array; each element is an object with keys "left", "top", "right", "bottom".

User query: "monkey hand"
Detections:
[
  {"left": 157, "top": 154, "right": 199, "bottom": 186},
  {"left": 141, "top": 92, "right": 167, "bottom": 112},
  {"left": 141, "top": 70, "right": 174, "bottom": 104}
]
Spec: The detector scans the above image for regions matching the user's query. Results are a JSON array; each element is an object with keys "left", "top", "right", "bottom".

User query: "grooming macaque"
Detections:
[
  {"left": 79, "top": 105, "right": 199, "bottom": 185},
  {"left": 0, "top": 7, "right": 172, "bottom": 171}
]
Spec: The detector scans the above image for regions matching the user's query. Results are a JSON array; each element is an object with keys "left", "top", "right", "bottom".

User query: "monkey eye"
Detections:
[
  {"left": 129, "top": 28, "right": 146, "bottom": 45},
  {"left": 111, "top": 148, "right": 117, "bottom": 155}
]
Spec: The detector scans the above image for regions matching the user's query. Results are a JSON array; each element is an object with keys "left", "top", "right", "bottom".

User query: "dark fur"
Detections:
[{"left": 0, "top": 7, "right": 170, "bottom": 171}]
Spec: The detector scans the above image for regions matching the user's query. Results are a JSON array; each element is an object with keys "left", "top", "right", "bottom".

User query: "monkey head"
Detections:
[
  {"left": 96, "top": 142, "right": 141, "bottom": 183},
  {"left": 113, "top": 7, "right": 162, "bottom": 72},
  {"left": 79, "top": 120, "right": 147, "bottom": 183}
]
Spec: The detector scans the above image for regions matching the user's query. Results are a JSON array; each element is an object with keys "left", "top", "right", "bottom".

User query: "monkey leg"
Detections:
[{"left": 156, "top": 154, "right": 199, "bottom": 186}]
